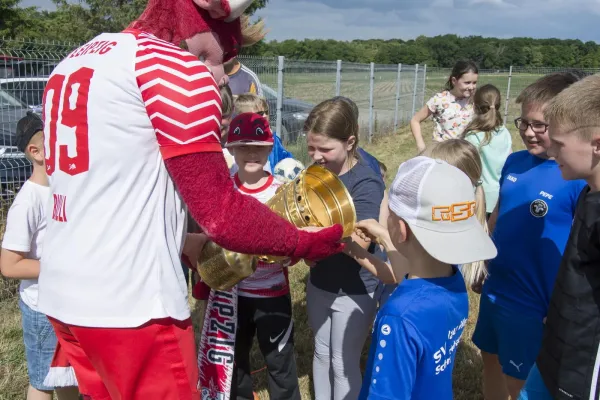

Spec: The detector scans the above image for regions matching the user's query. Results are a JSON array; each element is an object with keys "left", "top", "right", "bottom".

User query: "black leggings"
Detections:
[{"left": 231, "top": 294, "right": 300, "bottom": 400}]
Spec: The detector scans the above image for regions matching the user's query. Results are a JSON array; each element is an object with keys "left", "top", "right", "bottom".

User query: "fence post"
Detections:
[
  {"left": 368, "top": 62, "right": 375, "bottom": 143},
  {"left": 421, "top": 64, "right": 427, "bottom": 107},
  {"left": 411, "top": 64, "right": 420, "bottom": 117},
  {"left": 336, "top": 60, "right": 342, "bottom": 97},
  {"left": 503, "top": 65, "right": 513, "bottom": 125},
  {"left": 276, "top": 56, "right": 285, "bottom": 141},
  {"left": 393, "top": 63, "right": 402, "bottom": 131}
]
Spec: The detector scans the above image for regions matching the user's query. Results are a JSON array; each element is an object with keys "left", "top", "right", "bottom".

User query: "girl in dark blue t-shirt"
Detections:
[{"left": 304, "top": 98, "right": 385, "bottom": 400}]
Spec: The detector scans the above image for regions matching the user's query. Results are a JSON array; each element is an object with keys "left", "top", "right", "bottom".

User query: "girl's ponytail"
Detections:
[
  {"left": 422, "top": 139, "right": 489, "bottom": 287},
  {"left": 462, "top": 84, "right": 503, "bottom": 146},
  {"left": 461, "top": 183, "right": 489, "bottom": 287}
]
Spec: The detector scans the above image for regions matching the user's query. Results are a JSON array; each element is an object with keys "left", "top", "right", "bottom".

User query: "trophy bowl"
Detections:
[{"left": 197, "top": 164, "right": 356, "bottom": 290}]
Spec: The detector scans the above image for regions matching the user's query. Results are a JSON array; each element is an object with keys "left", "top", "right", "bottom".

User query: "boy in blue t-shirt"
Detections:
[
  {"left": 471, "top": 71, "right": 588, "bottom": 400},
  {"left": 352, "top": 156, "right": 497, "bottom": 399}
]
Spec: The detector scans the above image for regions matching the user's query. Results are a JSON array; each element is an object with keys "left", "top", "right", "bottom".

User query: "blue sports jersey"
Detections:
[
  {"left": 267, "top": 134, "right": 293, "bottom": 174},
  {"left": 483, "top": 151, "right": 586, "bottom": 318},
  {"left": 359, "top": 267, "right": 468, "bottom": 400}
]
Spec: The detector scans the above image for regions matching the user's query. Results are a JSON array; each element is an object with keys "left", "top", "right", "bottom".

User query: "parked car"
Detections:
[
  {"left": 0, "top": 60, "right": 58, "bottom": 79},
  {"left": 0, "top": 89, "right": 34, "bottom": 198},
  {"left": 0, "top": 77, "right": 48, "bottom": 112},
  {"left": 261, "top": 84, "right": 313, "bottom": 143},
  {"left": 0, "top": 56, "right": 23, "bottom": 79}
]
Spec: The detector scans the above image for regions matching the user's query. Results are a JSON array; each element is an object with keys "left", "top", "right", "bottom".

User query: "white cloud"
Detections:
[
  {"left": 255, "top": 0, "right": 600, "bottom": 42},
  {"left": 19, "top": 0, "right": 56, "bottom": 10},
  {"left": 16, "top": 0, "right": 600, "bottom": 43}
]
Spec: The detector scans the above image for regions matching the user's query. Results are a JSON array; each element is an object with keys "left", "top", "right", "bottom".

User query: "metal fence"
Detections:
[
  {"left": 2, "top": 36, "right": 600, "bottom": 219},
  {"left": 239, "top": 57, "right": 426, "bottom": 143},
  {"left": 426, "top": 66, "right": 600, "bottom": 133}
]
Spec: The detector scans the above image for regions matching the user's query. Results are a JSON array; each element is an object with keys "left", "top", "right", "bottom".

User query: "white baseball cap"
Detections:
[{"left": 388, "top": 156, "right": 497, "bottom": 265}]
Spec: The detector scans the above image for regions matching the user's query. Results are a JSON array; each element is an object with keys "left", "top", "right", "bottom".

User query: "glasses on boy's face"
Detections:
[{"left": 515, "top": 118, "right": 549, "bottom": 134}]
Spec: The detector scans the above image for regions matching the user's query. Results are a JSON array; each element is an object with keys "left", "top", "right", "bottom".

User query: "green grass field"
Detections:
[
  {"left": 0, "top": 121, "right": 527, "bottom": 399},
  {"left": 253, "top": 65, "right": 544, "bottom": 139}
]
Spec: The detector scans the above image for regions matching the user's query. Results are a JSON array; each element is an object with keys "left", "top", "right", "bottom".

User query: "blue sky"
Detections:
[{"left": 19, "top": 0, "right": 600, "bottom": 42}]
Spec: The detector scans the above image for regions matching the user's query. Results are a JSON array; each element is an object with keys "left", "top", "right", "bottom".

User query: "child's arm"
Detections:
[
  {"left": 488, "top": 201, "right": 500, "bottom": 235},
  {"left": 345, "top": 219, "right": 409, "bottom": 284},
  {"left": 0, "top": 249, "right": 40, "bottom": 279},
  {"left": 410, "top": 105, "right": 434, "bottom": 153},
  {"left": 344, "top": 241, "right": 404, "bottom": 284},
  {"left": 379, "top": 191, "right": 389, "bottom": 230},
  {"left": 0, "top": 199, "right": 41, "bottom": 280}
]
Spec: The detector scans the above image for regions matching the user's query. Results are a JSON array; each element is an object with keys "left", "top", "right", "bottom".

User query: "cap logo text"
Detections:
[{"left": 432, "top": 201, "right": 476, "bottom": 222}]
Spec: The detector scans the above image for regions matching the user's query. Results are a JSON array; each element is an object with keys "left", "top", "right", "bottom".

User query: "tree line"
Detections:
[
  {"left": 248, "top": 36, "right": 600, "bottom": 69},
  {"left": 2, "top": 0, "right": 599, "bottom": 69}
]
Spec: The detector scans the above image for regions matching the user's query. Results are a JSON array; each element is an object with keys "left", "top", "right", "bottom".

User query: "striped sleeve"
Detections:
[{"left": 133, "top": 32, "right": 223, "bottom": 159}]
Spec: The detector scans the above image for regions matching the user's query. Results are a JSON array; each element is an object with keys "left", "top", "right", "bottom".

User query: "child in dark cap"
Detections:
[{"left": 0, "top": 112, "right": 80, "bottom": 399}]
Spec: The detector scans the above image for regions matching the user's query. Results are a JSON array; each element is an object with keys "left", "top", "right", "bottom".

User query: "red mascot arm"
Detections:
[{"left": 165, "top": 152, "right": 345, "bottom": 261}]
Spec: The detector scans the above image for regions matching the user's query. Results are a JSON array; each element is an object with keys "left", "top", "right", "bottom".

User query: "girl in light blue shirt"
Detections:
[{"left": 463, "top": 84, "right": 512, "bottom": 216}]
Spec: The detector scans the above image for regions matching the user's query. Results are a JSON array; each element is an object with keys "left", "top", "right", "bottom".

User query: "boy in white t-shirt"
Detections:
[{"left": 0, "top": 113, "right": 79, "bottom": 400}]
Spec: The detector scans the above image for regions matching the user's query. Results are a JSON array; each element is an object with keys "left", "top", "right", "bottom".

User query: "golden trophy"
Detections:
[{"left": 197, "top": 164, "right": 356, "bottom": 290}]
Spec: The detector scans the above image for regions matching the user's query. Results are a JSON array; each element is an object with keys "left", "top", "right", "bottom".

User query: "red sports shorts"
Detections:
[{"left": 48, "top": 317, "right": 199, "bottom": 400}]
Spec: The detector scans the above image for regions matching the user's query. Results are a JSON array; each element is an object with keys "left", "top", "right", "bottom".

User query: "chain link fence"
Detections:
[
  {"left": 426, "top": 66, "right": 600, "bottom": 136},
  {"left": 2, "top": 36, "right": 600, "bottom": 221}
]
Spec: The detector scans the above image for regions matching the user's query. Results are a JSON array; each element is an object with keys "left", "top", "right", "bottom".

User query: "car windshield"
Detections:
[{"left": 0, "top": 88, "right": 26, "bottom": 108}]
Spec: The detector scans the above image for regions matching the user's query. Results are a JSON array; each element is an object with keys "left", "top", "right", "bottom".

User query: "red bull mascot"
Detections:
[{"left": 37, "top": 1, "right": 344, "bottom": 399}]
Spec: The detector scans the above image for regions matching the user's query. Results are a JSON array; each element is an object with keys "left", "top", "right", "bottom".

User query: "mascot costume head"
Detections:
[{"left": 129, "top": 0, "right": 254, "bottom": 86}]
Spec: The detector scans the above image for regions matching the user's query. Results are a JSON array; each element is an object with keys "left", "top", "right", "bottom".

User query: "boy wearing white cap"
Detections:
[{"left": 353, "top": 155, "right": 497, "bottom": 400}]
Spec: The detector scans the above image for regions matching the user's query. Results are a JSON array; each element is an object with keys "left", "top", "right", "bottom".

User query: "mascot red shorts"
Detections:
[{"left": 48, "top": 317, "right": 199, "bottom": 400}]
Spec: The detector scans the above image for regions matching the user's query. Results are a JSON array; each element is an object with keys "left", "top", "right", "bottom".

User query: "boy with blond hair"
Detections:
[
  {"left": 519, "top": 74, "right": 600, "bottom": 400},
  {"left": 232, "top": 93, "right": 293, "bottom": 175},
  {"left": 0, "top": 113, "right": 79, "bottom": 400},
  {"left": 353, "top": 156, "right": 497, "bottom": 399}
]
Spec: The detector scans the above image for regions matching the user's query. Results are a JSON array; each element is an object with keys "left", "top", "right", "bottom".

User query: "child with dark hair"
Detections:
[
  {"left": 411, "top": 60, "right": 479, "bottom": 152},
  {"left": 0, "top": 113, "right": 79, "bottom": 400}
]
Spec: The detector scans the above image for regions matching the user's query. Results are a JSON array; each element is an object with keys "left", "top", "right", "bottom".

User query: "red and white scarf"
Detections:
[{"left": 198, "top": 287, "right": 238, "bottom": 400}]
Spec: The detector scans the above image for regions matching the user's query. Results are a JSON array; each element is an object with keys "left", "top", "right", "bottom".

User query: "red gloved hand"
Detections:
[{"left": 292, "top": 224, "right": 345, "bottom": 262}]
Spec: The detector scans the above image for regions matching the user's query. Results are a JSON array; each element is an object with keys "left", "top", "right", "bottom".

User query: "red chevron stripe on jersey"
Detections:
[{"left": 130, "top": 29, "right": 222, "bottom": 159}]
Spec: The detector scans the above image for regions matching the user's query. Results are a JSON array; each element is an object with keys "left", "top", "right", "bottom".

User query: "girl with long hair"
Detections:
[
  {"left": 411, "top": 60, "right": 479, "bottom": 152},
  {"left": 462, "top": 84, "right": 512, "bottom": 218}
]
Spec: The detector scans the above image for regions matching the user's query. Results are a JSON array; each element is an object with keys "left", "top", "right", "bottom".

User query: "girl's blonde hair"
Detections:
[
  {"left": 422, "top": 139, "right": 488, "bottom": 287},
  {"left": 462, "top": 84, "right": 503, "bottom": 146},
  {"left": 304, "top": 98, "right": 359, "bottom": 163},
  {"left": 234, "top": 93, "right": 268, "bottom": 114}
]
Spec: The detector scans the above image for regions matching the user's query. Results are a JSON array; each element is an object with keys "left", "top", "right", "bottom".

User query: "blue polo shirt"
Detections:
[
  {"left": 359, "top": 267, "right": 468, "bottom": 400},
  {"left": 483, "top": 150, "right": 586, "bottom": 318}
]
